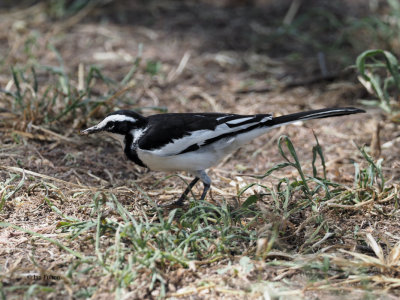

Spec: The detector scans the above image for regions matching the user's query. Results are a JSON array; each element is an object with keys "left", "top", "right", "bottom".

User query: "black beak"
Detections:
[{"left": 80, "top": 126, "right": 102, "bottom": 135}]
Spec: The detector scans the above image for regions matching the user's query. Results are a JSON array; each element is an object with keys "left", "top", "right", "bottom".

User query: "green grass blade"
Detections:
[
  {"left": 312, "top": 131, "right": 327, "bottom": 179},
  {"left": 278, "top": 135, "right": 311, "bottom": 197}
]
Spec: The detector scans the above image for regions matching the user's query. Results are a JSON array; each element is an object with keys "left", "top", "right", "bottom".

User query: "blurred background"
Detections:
[{"left": 1, "top": 0, "right": 399, "bottom": 120}]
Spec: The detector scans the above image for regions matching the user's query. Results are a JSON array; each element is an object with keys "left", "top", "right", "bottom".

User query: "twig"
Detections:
[
  {"left": 167, "top": 51, "right": 191, "bottom": 83},
  {"left": 283, "top": 0, "right": 302, "bottom": 25},
  {"left": 0, "top": 165, "right": 88, "bottom": 189},
  {"left": 84, "top": 81, "right": 136, "bottom": 123},
  {"left": 30, "top": 124, "right": 77, "bottom": 144}
]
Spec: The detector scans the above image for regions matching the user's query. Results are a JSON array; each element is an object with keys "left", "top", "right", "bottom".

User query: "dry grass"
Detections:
[{"left": 1, "top": 1, "right": 400, "bottom": 299}]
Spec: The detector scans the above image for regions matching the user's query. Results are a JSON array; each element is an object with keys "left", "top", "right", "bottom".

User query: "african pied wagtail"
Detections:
[{"left": 81, "top": 107, "right": 365, "bottom": 206}]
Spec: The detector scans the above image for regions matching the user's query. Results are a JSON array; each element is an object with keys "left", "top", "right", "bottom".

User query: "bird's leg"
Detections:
[
  {"left": 160, "top": 171, "right": 211, "bottom": 207},
  {"left": 193, "top": 170, "right": 212, "bottom": 201},
  {"left": 176, "top": 177, "right": 199, "bottom": 205},
  {"left": 200, "top": 182, "right": 211, "bottom": 201},
  {"left": 160, "top": 177, "right": 199, "bottom": 207}
]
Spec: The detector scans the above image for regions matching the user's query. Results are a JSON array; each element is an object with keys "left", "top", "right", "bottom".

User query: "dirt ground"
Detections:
[{"left": 1, "top": 1, "right": 400, "bottom": 299}]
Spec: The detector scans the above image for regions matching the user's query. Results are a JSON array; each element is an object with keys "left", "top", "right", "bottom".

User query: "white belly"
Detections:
[{"left": 137, "top": 147, "right": 222, "bottom": 171}]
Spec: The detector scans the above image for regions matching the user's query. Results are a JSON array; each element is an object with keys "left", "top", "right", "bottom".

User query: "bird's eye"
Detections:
[{"left": 108, "top": 123, "right": 115, "bottom": 130}]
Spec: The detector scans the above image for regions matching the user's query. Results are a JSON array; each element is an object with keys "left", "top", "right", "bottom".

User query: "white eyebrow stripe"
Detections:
[{"left": 97, "top": 115, "right": 137, "bottom": 128}]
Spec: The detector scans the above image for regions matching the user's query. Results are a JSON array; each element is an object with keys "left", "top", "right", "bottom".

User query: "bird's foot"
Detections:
[{"left": 158, "top": 196, "right": 186, "bottom": 208}]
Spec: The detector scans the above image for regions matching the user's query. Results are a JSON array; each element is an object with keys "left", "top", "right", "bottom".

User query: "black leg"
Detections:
[
  {"left": 192, "top": 170, "right": 212, "bottom": 201},
  {"left": 159, "top": 170, "right": 211, "bottom": 207},
  {"left": 200, "top": 182, "right": 210, "bottom": 201},
  {"left": 160, "top": 177, "right": 199, "bottom": 207},
  {"left": 176, "top": 177, "right": 199, "bottom": 204}
]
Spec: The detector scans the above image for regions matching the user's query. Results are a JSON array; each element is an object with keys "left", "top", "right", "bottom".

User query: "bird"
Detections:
[{"left": 81, "top": 107, "right": 365, "bottom": 206}]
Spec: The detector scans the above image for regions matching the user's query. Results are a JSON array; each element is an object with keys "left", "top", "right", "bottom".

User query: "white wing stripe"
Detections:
[
  {"left": 261, "top": 116, "right": 272, "bottom": 122},
  {"left": 146, "top": 121, "right": 263, "bottom": 156},
  {"left": 226, "top": 117, "right": 254, "bottom": 125}
]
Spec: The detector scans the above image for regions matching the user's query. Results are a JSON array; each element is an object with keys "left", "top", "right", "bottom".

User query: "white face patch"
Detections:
[
  {"left": 131, "top": 128, "right": 147, "bottom": 144},
  {"left": 96, "top": 114, "right": 137, "bottom": 130}
]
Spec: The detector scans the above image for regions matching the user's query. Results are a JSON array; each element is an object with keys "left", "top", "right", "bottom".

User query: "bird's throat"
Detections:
[{"left": 123, "top": 132, "right": 147, "bottom": 168}]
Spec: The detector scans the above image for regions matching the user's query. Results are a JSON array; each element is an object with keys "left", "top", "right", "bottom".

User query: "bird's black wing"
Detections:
[{"left": 138, "top": 113, "right": 272, "bottom": 156}]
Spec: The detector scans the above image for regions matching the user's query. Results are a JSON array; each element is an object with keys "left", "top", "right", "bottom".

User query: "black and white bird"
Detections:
[{"left": 81, "top": 107, "right": 365, "bottom": 205}]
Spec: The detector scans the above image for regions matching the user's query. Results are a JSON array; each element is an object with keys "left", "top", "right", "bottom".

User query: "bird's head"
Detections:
[{"left": 80, "top": 110, "right": 146, "bottom": 136}]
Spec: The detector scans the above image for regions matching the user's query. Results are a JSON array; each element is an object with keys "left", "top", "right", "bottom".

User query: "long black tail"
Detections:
[{"left": 271, "top": 107, "right": 365, "bottom": 126}]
